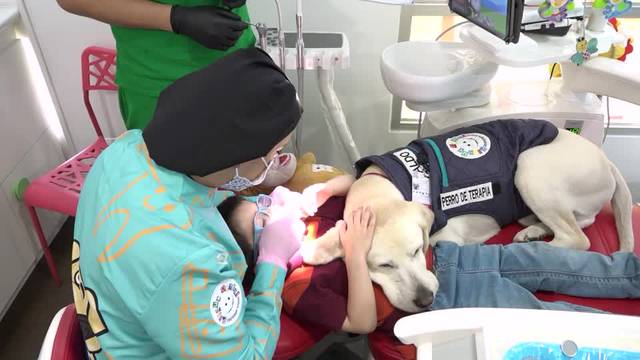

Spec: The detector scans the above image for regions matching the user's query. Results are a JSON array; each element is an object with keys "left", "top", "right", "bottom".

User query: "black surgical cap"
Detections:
[{"left": 143, "top": 48, "right": 301, "bottom": 176}]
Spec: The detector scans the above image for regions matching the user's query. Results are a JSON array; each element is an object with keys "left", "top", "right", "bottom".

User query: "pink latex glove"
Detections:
[
  {"left": 269, "top": 186, "right": 317, "bottom": 219},
  {"left": 256, "top": 215, "right": 305, "bottom": 270}
]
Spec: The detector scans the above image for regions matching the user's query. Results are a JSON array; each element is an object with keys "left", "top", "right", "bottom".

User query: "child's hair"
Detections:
[{"left": 218, "top": 196, "right": 256, "bottom": 287}]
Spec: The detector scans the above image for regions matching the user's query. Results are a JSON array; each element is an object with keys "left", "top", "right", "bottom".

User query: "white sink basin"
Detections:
[{"left": 380, "top": 41, "right": 498, "bottom": 104}]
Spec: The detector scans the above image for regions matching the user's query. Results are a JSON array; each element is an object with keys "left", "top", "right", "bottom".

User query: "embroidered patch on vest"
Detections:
[
  {"left": 446, "top": 133, "right": 491, "bottom": 159},
  {"left": 392, "top": 148, "right": 431, "bottom": 205},
  {"left": 440, "top": 182, "right": 494, "bottom": 210}
]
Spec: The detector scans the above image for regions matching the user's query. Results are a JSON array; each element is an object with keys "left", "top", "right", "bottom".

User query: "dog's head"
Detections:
[{"left": 367, "top": 200, "right": 438, "bottom": 313}]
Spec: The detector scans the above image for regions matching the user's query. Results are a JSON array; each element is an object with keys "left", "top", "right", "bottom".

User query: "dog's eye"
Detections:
[
  {"left": 413, "top": 248, "right": 421, "bottom": 257},
  {"left": 379, "top": 263, "right": 396, "bottom": 269}
]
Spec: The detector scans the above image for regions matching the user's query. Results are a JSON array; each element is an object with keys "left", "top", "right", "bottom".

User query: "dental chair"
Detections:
[
  {"left": 38, "top": 303, "right": 326, "bottom": 360},
  {"left": 368, "top": 204, "right": 640, "bottom": 359},
  {"left": 35, "top": 46, "right": 326, "bottom": 360}
]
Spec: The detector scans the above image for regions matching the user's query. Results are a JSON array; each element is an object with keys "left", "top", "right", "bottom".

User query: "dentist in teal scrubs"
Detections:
[{"left": 72, "top": 48, "right": 304, "bottom": 359}]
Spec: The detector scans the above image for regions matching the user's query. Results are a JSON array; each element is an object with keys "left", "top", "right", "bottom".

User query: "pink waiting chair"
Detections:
[{"left": 19, "top": 47, "right": 116, "bottom": 287}]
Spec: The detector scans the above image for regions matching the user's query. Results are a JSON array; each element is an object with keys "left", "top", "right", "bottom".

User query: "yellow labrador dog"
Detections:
[{"left": 302, "top": 123, "right": 634, "bottom": 313}]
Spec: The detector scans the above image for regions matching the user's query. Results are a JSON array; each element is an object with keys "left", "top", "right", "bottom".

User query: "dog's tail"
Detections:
[{"left": 609, "top": 160, "right": 635, "bottom": 252}]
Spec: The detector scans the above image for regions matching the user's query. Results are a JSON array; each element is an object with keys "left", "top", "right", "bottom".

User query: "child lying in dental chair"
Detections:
[
  {"left": 218, "top": 175, "right": 383, "bottom": 334},
  {"left": 219, "top": 178, "right": 640, "bottom": 339}
]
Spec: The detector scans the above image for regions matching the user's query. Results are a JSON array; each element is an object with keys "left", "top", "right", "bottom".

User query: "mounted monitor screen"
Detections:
[{"left": 449, "top": 0, "right": 524, "bottom": 43}]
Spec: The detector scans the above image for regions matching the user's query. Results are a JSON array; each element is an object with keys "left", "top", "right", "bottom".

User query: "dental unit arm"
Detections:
[{"left": 562, "top": 56, "right": 640, "bottom": 106}]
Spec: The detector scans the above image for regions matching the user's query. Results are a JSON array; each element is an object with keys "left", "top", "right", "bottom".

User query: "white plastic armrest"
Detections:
[
  {"left": 38, "top": 306, "right": 67, "bottom": 360},
  {"left": 394, "top": 308, "right": 640, "bottom": 360},
  {"left": 394, "top": 309, "right": 487, "bottom": 360},
  {"left": 561, "top": 57, "right": 640, "bottom": 106}
]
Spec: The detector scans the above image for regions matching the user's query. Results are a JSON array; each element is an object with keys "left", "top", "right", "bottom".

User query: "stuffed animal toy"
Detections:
[
  {"left": 237, "top": 152, "right": 347, "bottom": 196},
  {"left": 282, "top": 152, "right": 347, "bottom": 193},
  {"left": 606, "top": 18, "right": 634, "bottom": 62}
]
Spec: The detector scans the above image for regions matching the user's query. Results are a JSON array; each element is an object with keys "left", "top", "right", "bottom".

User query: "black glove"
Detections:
[
  {"left": 223, "top": 0, "right": 246, "bottom": 9},
  {"left": 170, "top": 5, "right": 248, "bottom": 50}
]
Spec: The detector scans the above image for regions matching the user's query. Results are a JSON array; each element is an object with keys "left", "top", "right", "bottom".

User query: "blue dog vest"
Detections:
[{"left": 355, "top": 119, "right": 559, "bottom": 233}]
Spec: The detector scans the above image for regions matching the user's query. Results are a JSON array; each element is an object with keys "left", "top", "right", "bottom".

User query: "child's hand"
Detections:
[
  {"left": 269, "top": 186, "right": 309, "bottom": 219},
  {"left": 301, "top": 183, "right": 332, "bottom": 215},
  {"left": 338, "top": 207, "right": 376, "bottom": 259}
]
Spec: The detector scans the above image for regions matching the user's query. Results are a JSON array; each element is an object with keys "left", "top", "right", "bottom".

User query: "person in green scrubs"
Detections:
[
  {"left": 72, "top": 49, "right": 305, "bottom": 359},
  {"left": 57, "top": 0, "right": 255, "bottom": 129}
]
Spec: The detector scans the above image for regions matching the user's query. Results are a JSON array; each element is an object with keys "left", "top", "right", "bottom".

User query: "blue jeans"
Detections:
[{"left": 431, "top": 241, "right": 640, "bottom": 312}]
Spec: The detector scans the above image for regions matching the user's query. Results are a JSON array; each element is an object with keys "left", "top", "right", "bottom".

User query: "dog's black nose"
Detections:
[{"left": 413, "top": 286, "right": 434, "bottom": 309}]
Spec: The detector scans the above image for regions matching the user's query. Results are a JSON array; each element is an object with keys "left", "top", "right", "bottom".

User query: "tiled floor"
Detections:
[{"left": 0, "top": 218, "right": 368, "bottom": 359}]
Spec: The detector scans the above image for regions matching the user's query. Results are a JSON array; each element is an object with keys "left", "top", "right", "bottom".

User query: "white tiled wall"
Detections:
[{"left": 0, "top": 18, "right": 67, "bottom": 321}]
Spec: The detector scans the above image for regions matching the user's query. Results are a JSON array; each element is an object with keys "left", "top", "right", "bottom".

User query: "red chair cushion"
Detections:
[
  {"left": 273, "top": 313, "right": 328, "bottom": 360},
  {"left": 369, "top": 204, "right": 640, "bottom": 360},
  {"left": 51, "top": 304, "right": 85, "bottom": 360},
  {"left": 54, "top": 304, "right": 326, "bottom": 360}
]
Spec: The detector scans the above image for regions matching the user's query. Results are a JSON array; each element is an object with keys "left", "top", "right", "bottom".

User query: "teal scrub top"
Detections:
[{"left": 72, "top": 130, "right": 285, "bottom": 360}]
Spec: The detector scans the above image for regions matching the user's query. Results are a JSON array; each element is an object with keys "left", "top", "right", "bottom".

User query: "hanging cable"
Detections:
[
  {"left": 414, "top": 21, "right": 471, "bottom": 139},
  {"left": 419, "top": 21, "right": 470, "bottom": 138},
  {"left": 417, "top": 112, "right": 425, "bottom": 139},
  {"left": 435, "top": 21, "right": 470, "bottom": 42},
  {"left": 274, "top": 0, "right": 285, "bottom": 69},
  {"left": 295, "top": 0, "right": 305, "bottom": 157},
  {"left": 603, "top": 96, "right": 611, "bottom": 143}
]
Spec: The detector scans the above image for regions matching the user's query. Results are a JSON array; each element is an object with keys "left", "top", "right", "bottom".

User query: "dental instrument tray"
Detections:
[
  {"left": 450, "top": 0, "right": 525, "bottom": 43},
  {"left": 263, "top": 30, "right": 350, "bottom": 70}
]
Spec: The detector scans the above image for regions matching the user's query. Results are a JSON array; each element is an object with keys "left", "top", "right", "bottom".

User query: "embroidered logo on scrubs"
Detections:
[
  {"left": 210, "top": 279, "right": 243, "bottom": 327},
  {"left": 446, "top": 133, "right": 491, "bottom": 159}
]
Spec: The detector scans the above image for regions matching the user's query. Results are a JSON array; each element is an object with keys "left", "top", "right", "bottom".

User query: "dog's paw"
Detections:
[
  {"left": 514, "top": 223, "right": 550, "bottom": 243},
  {"left": 300, "top": 242, "right": 338, "bottom": 265},
  {"left": 517, "top": 214, "right": 539, "bottom": 227},
  {"left": 547, "top": 237, "right": 590, "bottom": 251},
  {"left": 619, "top": 241, "right": 635, "bottom": 253}
]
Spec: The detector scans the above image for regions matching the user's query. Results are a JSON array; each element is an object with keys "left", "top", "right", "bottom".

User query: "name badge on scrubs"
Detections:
[{"left": 393, "top": 148, "right": 431, "bottom": 205}]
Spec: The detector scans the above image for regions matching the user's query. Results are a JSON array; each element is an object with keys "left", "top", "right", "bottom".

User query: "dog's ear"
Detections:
[{"left": 402, "top": 201, "right": 434, "bottom": 253}]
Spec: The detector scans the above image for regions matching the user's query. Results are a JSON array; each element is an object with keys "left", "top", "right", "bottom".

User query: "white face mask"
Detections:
[{"left": 219, "top": 157, "right": 274, "bottom": 192}]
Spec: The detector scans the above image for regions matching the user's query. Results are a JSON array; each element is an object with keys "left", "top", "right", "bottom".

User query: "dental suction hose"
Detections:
[
  {"left": 295, "top": 0, "right": 305, "bottom": 155},
  {"left": 296, "top": 0, "right": 305, "bottom": 106}
]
